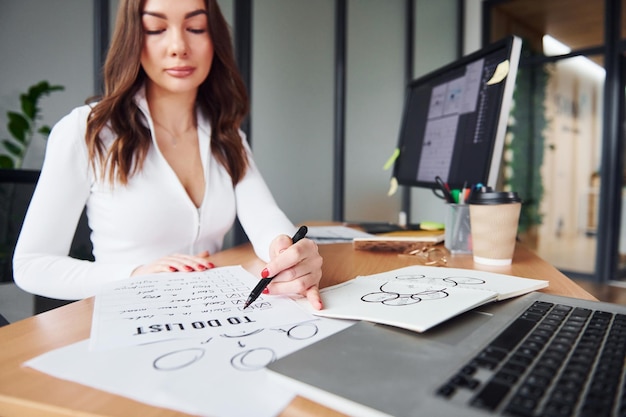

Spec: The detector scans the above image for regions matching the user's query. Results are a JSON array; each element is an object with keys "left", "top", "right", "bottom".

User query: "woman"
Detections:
[{"left": 13, "top": 0, "right": 323, "bottom": 309}]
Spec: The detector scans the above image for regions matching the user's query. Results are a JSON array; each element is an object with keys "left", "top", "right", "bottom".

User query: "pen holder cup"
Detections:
[{"left": 444, "top": 204, "right": 472, "bottom": 254}]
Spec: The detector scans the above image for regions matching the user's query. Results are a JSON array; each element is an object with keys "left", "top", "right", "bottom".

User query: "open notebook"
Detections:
[{"left": 297, "top": 265, "right": 548, "bottom": 333}]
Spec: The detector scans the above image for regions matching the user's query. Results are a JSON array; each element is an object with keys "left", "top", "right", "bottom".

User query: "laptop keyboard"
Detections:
[{"left": 436, "top": 300, "right": 626, "bottom": 416}]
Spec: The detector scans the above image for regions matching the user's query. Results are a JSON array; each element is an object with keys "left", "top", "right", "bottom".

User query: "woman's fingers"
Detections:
[{"left": 131, "top": 252, "right": 214, "bottom": 276}]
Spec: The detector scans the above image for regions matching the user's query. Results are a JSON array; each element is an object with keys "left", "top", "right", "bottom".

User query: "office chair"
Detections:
[
  {"left": 0, "top": 169, "right": 39, "bottom": 286},
  {"left": 0, "top": 169, "right": 93, "bottom": 315}
]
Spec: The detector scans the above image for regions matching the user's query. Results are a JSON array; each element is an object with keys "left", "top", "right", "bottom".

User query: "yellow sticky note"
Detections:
[
  {"left": 486, "top": 60, "right": 510, "bottom": 85},
  {"left": 383, "top": 148, "right": 400, "bottom": 171},
  {"left": 388, "top": 177, "right": 398, "bottom": 196}
]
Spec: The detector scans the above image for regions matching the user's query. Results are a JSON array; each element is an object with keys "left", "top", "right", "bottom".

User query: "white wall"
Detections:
[
  {"left": 251, "top": 0, "right": 460, "bottom": 226},
  {"left": 251, "top": 0, "right": 335, "bottom": 224},
  {"left": 409, "top": 0, "right": 460, "bottom": 224},
  {"left": 344, "top": 0, "right": 404, "bottom": 224},
  {"left": 0, "top": 0, "right": 461, "bottom": 228},
  {"left": 463, "top": 0, "right": 482, "bottom": 55},
  {"left": 0, "top": 0, "right": 93, "bottom": 169}
]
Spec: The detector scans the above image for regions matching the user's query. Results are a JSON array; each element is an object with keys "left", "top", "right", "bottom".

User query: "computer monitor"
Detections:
[{"left": 392, "top": 35, "right": 522, "bottom": 191}]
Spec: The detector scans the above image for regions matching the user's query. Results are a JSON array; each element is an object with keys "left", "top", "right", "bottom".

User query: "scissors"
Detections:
[{"left": 433, "top": 176, "right": 455, "bottom": 203}]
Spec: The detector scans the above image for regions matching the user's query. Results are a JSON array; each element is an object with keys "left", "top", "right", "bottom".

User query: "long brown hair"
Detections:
[{"left": 85, "top": 0, "right": 249, "bottom": 185}]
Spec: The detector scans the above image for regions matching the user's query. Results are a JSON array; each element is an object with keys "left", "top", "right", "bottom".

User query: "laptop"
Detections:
[{"left": 267, "top": 292, "right": 626, "bottom": 417}]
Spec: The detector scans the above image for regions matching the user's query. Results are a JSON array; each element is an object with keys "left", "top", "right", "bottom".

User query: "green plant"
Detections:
[
  {"left": 0, "top": 81, "right": 64, "bottom": 169},
  {"left": 503, "top": 42, "right": 550, "bottom": 234}
]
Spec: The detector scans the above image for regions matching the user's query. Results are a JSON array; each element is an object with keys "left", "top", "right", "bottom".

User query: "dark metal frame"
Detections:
[
  {"left": 400, "top": 0, "right": 415, "bottom": 224},
  {"left": 333, "top": 0, "right": 347, "bottom": 221},
  {"left": 93, "top": 0, "right": 109, "bottom": 95},
  {"left": 596, "top": 0, "right": 624, "bottom": 284},
  {"left": 233, "top": 0, "right": 253, "bottom": 245},
  {"left": 234, "top": 0, "right": 253, "bottom": 142}
]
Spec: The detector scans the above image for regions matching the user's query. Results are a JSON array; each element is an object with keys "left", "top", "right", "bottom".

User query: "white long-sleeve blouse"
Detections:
[{"left": 13, "top": 90, "right": 295, "bottom": 300}]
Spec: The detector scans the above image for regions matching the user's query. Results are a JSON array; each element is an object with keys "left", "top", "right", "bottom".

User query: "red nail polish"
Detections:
[
  {"left": 197, "top": 264, "right": 207, "bottom": 271},
  {"left": 169, "top": 266, "right": 178, "bottom": 272},
  {"left": 208, "top": 262, "right": 215, "bottom": 269},
  {"left": 262, "top": 287, "right": 270, "bottom": 294},
  {"left": 261, "top": 268, "right": 269, "bottom": 278},
  {"left": 184, "top": 265, "right": 193, "bottom": 272}
]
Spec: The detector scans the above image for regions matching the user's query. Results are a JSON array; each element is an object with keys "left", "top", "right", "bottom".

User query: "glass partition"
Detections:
[{"left": 486, "top": 0, "right": 626, "bottom": 284}]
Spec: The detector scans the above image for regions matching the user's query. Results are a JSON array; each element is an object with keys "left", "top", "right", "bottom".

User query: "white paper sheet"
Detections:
[
  {"left": 300, "top": 265, "right": 548, "bottom": 333},
  {"left": 91, "top": 266, "right": 312, "bottom": 350},
  {"left": 305, "top": 225, "right": 375, "bottom": 244},
  {"left": 26, "top": 317, "right": 355, "bottom": 417}
]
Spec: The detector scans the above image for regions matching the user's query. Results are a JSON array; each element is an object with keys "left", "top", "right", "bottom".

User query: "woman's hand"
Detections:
[
  {"left": 262, "top": 234, "right": 323, "bottom": 310},
  {"left": 131, "top": 250, "right": 214, "bottom": 276}
]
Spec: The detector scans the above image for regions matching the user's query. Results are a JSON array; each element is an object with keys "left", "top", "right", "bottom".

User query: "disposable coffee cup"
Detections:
[{"left": 468, "top": 191, "right": 522, "bottom": 265}]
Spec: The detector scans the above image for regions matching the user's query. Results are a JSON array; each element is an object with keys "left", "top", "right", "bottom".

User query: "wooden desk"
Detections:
[{"left": 0, "top": 243, "right": 595, "bottom": 417}]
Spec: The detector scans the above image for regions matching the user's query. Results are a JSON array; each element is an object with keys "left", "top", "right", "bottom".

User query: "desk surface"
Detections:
[{"left": 0, "top": 242, "right": 595, "bottom": 417}]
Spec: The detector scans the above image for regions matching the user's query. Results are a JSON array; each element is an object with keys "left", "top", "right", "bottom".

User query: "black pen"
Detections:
[{"left": 243, "top": 225, "right": 308, "bottom": 309}]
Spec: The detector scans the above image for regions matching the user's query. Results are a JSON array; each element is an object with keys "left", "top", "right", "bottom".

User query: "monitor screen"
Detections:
[{"left": 392, "top": 36, "right": 522, "bottom": 190}]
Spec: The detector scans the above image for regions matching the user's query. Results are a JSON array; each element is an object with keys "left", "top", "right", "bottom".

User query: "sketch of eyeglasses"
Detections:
[{"left": 361, "top": 274, "right": 485, "bottom": 306}]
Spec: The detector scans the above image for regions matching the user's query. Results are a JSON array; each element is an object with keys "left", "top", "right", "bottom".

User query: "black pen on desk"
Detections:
[{"left": 243, "top": 225, "right": 308, "bottom": 309}]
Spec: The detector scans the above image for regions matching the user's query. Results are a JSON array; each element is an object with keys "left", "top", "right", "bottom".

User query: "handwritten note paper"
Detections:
[
  {"left": 28, "top": 265, "right": 357, "bottom": 417},
  {"left": 27, "top": 317, "right": 355, "bottom": 417},
  {"left": 90, "top": 266, "right": 313, "bottom": 350}
]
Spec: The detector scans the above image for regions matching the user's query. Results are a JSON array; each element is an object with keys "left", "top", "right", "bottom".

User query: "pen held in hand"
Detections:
[{"left": 243, "top": 225, "right": 308, "bottom": 309}]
